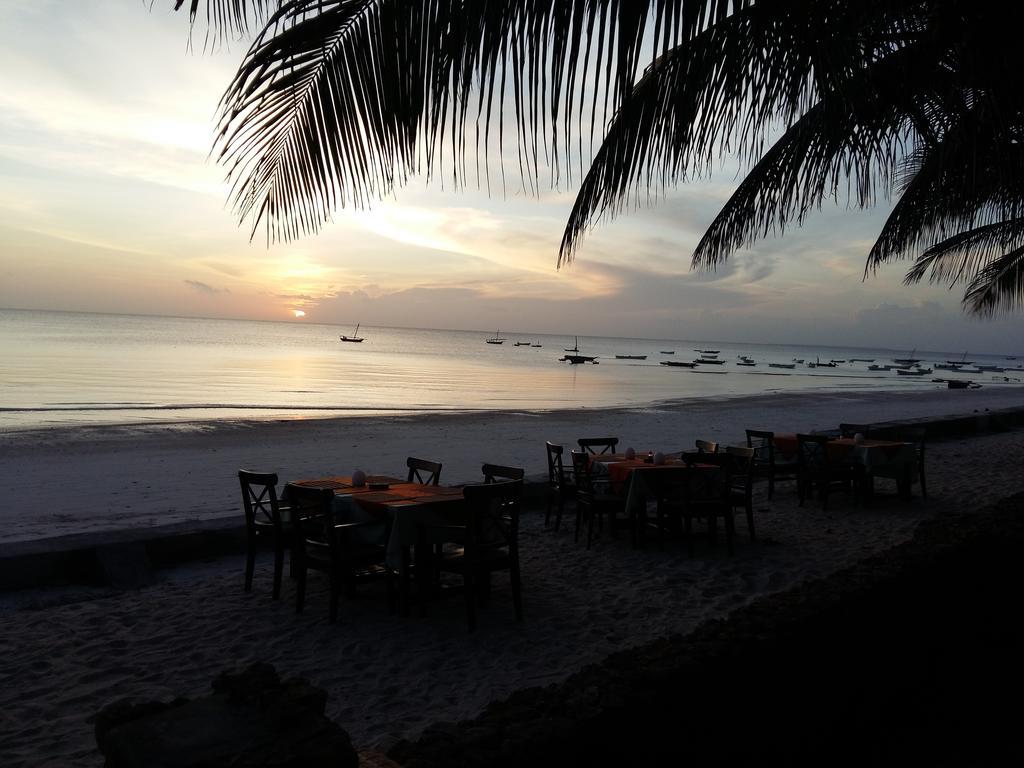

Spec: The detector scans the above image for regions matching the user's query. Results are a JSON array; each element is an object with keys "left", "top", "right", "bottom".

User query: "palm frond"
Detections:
[
  {"left": 171, "top": 0, "right": 283, "bottom": 39},
  {"left": 903, "top": 218, "right": 1024, "bottom": 285},
  {"left": 963, "top": 245, "right": 1024, "bottom": 315}
]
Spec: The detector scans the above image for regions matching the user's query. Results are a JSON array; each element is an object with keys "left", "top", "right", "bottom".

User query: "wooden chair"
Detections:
[
  {"left": 653, "top": 464, "right": 734, "bottom": 555},
  {"left": 482, "top": 463, "right": 525, "bottom": 483},
  {"left": 839, "top": 422, "right": 872, "bottom": 438},
  {"left": 724, "top": 445, "right": 756, "bottom": 541},
  {"left": 407, "top": 456, "right": 442, "bottom": 485},
  {"left": 569, "top": 450, "right": 625, "bottom": 548},
  {"left": 745, "top": 429, "right": 799, "bottom": 499},
  {"left": 284, "top": 483, "right": 395, "bottom": 623},
  {"left": 795, "top": 434, "right": 863, "bottom": 510},
  {"left": 577, "top": 436, "right": 619, "bottom": 455},
  {"left": 545, "top": 442, "right": 576, "bottom": 530},
  {"left": 695, "top": 439, "right": 719, "bottom": 454},
  {"left": 418, "top": 479, "right": 524, "bottom": 631},
  {"left": 869, "top": 427, "right": 927, "bottom": 499},
  {"left": 238, "top": 470, "right": 290, "bottom": 599}
]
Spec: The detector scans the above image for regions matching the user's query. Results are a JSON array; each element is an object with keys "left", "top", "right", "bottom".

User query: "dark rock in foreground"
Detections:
[
  {"left": 390, "top": 495, "right": 1024, "bottom": 767},
  {"left": 95, "top": 663, "right": 357, "bottom": 768}
]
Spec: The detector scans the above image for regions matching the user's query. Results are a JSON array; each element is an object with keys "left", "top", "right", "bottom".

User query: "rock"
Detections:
[{"left": 95, "top": 663, "right": 357, "bottom": 768}]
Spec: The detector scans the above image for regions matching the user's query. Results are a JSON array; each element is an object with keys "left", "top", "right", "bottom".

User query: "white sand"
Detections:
[{"left": 1, "top": 389, "right": 1024, "bottom": 766}]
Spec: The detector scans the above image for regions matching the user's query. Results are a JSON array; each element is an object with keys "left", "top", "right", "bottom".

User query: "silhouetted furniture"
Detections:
[
  {"left": 695, "top": 439, "right": 719, "bottom": 454},
  {"left": 239, "top": 470, "right": 291, "bottom": 600},
  {"left": 577, "top": 437, "right": 619, "bottom": 455},
  {"left": 407, "top": 457, "right": 442, "bottom": 485},
  {"left": 868, "top": 427, "right": 926, "bottom": 498},
  {"left": 745, "top": 429, "right": 799, "bottom": 499},
  {"left": 417, "top": 479, "right": 524, "bottom": 631},
  {"left": 545, "top": 442, "right": 576, "bottom": 530},
  {"left": 570, "top": 450, "right": 626, "bottom": 548},
  {"left": 652, "top": 464, "right": 733, "bottom": 555},
  {"left": 839, "top": 422, "right": 872, "bottom": 438},
  {"left": 795, "top": 434, "right": 863, "bottom": 510},
  {"left": 284, "top": 482, "right": 395, "bottom": 623},
  {"left": 725, "top": 445, "right": 757, "bottom": 541},
  {"left": 482, "top": 463, "right": 525, "bottom": 483}
]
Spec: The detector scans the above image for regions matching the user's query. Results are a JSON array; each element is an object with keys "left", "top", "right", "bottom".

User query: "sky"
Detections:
[{"left": 0, "top": 0, "right": 1021, "bottom": 353}]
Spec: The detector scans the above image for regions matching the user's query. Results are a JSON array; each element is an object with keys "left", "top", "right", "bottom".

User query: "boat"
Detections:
[
  {"left": 736, "top": 361, "right": 756, "bottom": 367},
  {"left": 829, "top": 359, "right": 846, "bottom": 364},
  {"left": 514, "top": 341, "right": 530, "bottom": 347},
  {"left": 486, "top": 329, "right": 506, "bottom": 344},
  {"left": 560, "top": 354, "right": 597, "bottom": 364},
  {"left": 897, "top": 367, "right": 933, "bottom": 376},
  {"left": 694, "top": 358, "right": 726, "bottom": 365},
  {"left": 339, "top": 323, "right": 364, "bottom": 343},
  {"left": 935, "top": 363, "right": 961, "bottom": 370},
  {"left": 659, "top": 350, "right": 675, "bottom": 355},
  {"left": 868, "top": 364, "right": 893, "bottom": 371},
  {"left": 695, "top": 349, "right": 720, "bottom": 354},
  {"left": 564, "top": 337, "right": 581, "bottom": 352},
  {"left": 660, "top": 360, "right": 698, "bottom": 368},
  {"left": 531, "top": 341, "right": 542, "bottom": 348},
  {"left": 946, "top": 379, "right": 981, "bottom": 389},
  {"left": 810, "top": 357, "right": 836, "bottom": 368},
  {"left": 768, "top": 362, "right": 796, "bottom": 369},
  {"left": 893, "top": 348, "right": 921, "bottom": 365},
  {"left": 946, "top": 352, "right": 972, "bottom": 366},
  {"left": 849, "top": 358, "right": 874, "bottom": 362},
  {"left": 975, "top": 364, "right": 1004, "bottom": 372},
  {"left": 615, "top": 354, "right": 647, "bottom": 360}
]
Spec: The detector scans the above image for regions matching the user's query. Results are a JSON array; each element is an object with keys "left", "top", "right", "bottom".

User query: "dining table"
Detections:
[
  {"left": 289, "top": 474, "right": 465, "bottom": 607},
  {"left": 772, "top": 434, "right": 917, "bottom": 497}
]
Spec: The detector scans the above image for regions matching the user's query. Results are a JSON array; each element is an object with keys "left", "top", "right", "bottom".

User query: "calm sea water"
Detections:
[{"left": 1, "top": 309, "right": 1021, "bottom": 429}]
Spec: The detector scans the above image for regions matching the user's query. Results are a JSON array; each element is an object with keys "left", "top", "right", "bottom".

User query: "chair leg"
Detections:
[
  {"left": 555, "top": 494, "right": 565, "bottom": 532},
  {"left": 545, "top": 491, "right": 553, "bottom": 528},
  {"left": 244, "top": 543, "right": 255, "bottom": 593},
  {"left": 745, "top": 501, "right": 756, "bottom": 541},
  {"left": 464, "top": 572, "right": 477, "bottom": 632},
  {"left": 574, "top": 503, "right": 583, "bottom": 543},
  {"left": 272, "top": 543, "right": 284, "bottom": 600},
  {"left": 510, "top": 558, "right": 524, "bottom": 622}
]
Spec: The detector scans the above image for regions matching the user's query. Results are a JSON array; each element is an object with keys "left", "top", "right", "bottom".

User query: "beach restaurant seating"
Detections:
[
  {"left": 417, "top": 479, "right": 524, "bottom": 631},
  {"left": 658, "top": 457, "right": 735, "bottom": 555},
  {"left": 724, "top": 445, "right": 757, "bottom": 541},
  {"left": 795, "top": 434, "right": 864, "bottom": 510},
  {"left": 238, "top": 470, "right": 290, "bottom": 600},
  {"left": 839, "top": 422, "right": 873, "bottom": 438},
  {"left": 570, "top": 450, "right": 626, "bottom": 548},
  {"left": 284, "top": 483, "right": 395, "bottom": 624},
  {"left": 544, "top": 442, "right": 576, "bottom": 531},
  {"left": 745, "top": 429, "right": 799, "bottom": 499},
  {"left": 869, "top": 426, "right": 928, "bottom": 498},
  {"left": 695, "top": 439, "right": 719, "bottom": 454},
  {"left": 577, "top": 436, "right": 619, "bottom": 455},
  {"left": 482, "top": 463, "right": 526, "bottom": 483},
  {"left": 407, "top": 456, "right": 442, "bottom": 485}
]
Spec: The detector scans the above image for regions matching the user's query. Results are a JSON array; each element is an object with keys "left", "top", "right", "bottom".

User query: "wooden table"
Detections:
[
  {"left": 291, "top": 475, "right": 465, "bottom": 609},
  {"left": 772, "top": 434, "right": 916, "bottom": 498}
]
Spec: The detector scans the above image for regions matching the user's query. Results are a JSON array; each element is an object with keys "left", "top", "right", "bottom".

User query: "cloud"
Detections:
[{"left": 185, "top": 279, "right": 229, "bottom": 294}]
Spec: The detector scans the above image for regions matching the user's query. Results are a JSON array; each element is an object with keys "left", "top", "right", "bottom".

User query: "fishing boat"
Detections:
[
  {"left": 946, "top": 379, "right": 981, "bottom": 389},
  {"left": 792, "top": 358, "right": 805, "bottom": 364},
  {"left": 531, "top": 342, "right": 542, "bottom": 348},
  {"left": 897, "top": 367, "right": 933, "bottom": 376},
  {"left": 660, "top": 360, "right": 698, "bottom": 368},
  {"left": 768, "top": 362, "right": 796, "bottom": 369},
  {"left": 945, "top": 352, "right": 972, "bottom": 366},
  {"left": 868, "top": 364, "right": 893, "bottom": 371},
  {"left": 849, "top": 358, "right": 874, "bottom": 363},
  {"left": 829, "top": 359, "right": 846, "bottom": 364},
  {"left": 810, "top": 357, "right": 836, "bottom": 368},
  {"left": 514, "top": 341, "right": 530, "bottom": 346},
  {"left": 694, "top": 358, "right": 727, "bottom": 365},
  {"left": 560, "top": 354, "right": 597, "bottom": 364},
  {"left": 339, "top": 323, "right": 364, "bottom": 343},
  {"left": 893, "top": 348, "right": 921, "bottom": 365},
  {"left": 486, "top": 329, "right": 506, "bottom": 344},
  {"left": 975, "top": 364, "right": 1005, "bottom": 372},
  {"left": 695, "top": 349, "right": 720, "bottom": 354},
  {"left": 659, "top": 350, "right": 675, "bottom": 355},
  {"left": 564, "top": 337, "right": 581, "bottom": 352},
  {"left": 615, "top": 354, "right": 647, "bottom": 360}
]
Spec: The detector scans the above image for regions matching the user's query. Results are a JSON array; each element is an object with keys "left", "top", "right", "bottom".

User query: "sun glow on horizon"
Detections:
[{"left": 292, "top": 309, "right": 306, "bottom": 318}]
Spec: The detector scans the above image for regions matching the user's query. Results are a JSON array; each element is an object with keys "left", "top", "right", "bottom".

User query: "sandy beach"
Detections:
[{"left": 2, "top": 389, "right": 1024, "bottom": 765}]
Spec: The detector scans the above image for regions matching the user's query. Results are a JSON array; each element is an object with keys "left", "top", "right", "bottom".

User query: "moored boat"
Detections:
[
  {"left": 661, "top": 360, "right": 698, "bottom": 368},
  {"left": 339, "top": 323, "right": 365, "bottom": 343}
]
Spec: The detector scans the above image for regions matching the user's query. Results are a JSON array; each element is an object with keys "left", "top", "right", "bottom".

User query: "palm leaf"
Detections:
[{"left": 963, "top": 245, "right": 1024, "bottom": 315}]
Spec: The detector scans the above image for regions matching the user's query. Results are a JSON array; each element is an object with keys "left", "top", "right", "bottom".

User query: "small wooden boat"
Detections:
[
  {"left": 695, "top": 349, "right": 720, "bottom": 354},
  {"left": 615, "top": 354, "right": 647, "bottom": 360},
  {"left": 659, "top": 350, "right": 675, "bottom": 355},
  {"left": 486, "top": 329, "right": 506, "bottom": 344},
  {"left": 736, "top": 361, "right": 756, "bottom": 367},
  {"left": 531, "top": 342, "right": 542, "bottom": 348},
  {"left": 792, "top": 358, "right": 804, "bottom": 363},
  {"left": 560, "top": 354, "right": 597, "bottom": 364},
  {"left": 897, "top": 367, "right": 932, "bottom": 376},
  {"left": 339, "top": 323, "right": 365, "bottom": 343},
  {"left": 661, "top": 360, "right": 698, "bottom": 368},
  {"left": 768, "top": 362, "right": 796, "bottom": 369},
  {"left": 694, "top": 358, "right": 726, "bottom": 365},
  {"left": 829, "top": 359, "right": 846, "bottom": 364},
  {"left": 868, "top": 364, "right": 892, "bottom": 371},
  {"left": 893, "top": 348, "right": 920, "bottom": 365},
  {"left": 514, "top": 341, "right": 530, "bottom": 346},
  {"left": 564, "top": 336, "right": 581, "bottom": 352},
  {"left": 849, "top": 358, "right": 874, "bottom": 362}
]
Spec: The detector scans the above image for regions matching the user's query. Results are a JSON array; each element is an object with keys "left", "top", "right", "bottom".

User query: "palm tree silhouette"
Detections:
[{"left": 174, "top": 1, "right": 1024, "bottom": 315}]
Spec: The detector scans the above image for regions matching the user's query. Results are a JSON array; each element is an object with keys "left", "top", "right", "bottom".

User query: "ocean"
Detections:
[{"left": 1, "top": 308, "right": 1021, "bottom": 430}]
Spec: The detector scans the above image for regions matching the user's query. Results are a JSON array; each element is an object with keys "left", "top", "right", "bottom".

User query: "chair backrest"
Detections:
[
  {"left": 695, "top": 439, "right": 719, "bottom": 454},
  {"left": 724, "top": 445, "right": 755, "bottom": 493},
  {"left": 897, "top": 426, "right": 926, "bottom": 459},
  {"left": 482, "top": 463, "right": 525, "bottom": 483},
  {"left": 545, "top": 441, "right": 569, "bottom": 487},
  {"left": 282, "top": 483, "right": 335, "bottom": 546},
  {"left": 796, "top": 434, "right": 830, "bottom": 472},
  {"left": 238, "top": 470, "right": 283, "bottom": 532},
  {"left": 577, "top": 437, "right": 619, "bottom": 455},
  {"left": 462, "top": 479, "right": 523, "bottom": 551},
  {"left": 407, "top": 456, "right": 442, "bottom": 485},
  {"left": 569, "top": 450, "right": 596, "bottom": 498},
  {"left": 745, "top": 429, "right": 776, "bottom": 465},
  {"left": 839, "top": 422, "right": 871, "bottom": 438}
]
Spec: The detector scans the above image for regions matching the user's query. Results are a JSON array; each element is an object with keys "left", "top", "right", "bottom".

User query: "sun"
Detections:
[{"left": 292, "top": 310, "right": 306, "bottom": 318}]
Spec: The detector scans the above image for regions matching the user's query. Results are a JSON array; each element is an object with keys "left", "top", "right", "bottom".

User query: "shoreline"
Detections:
[{"left": 2, "top": 387, "right": 1022, "bottom": 545}]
